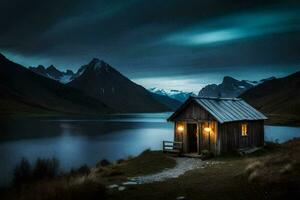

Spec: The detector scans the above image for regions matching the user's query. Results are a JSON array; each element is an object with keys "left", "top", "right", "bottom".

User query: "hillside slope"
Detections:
[
  {"left": 240, "top": 71, "right": 300, "bottom": 126},
  {"left": 0, "top": 53, "right": 111, "bottom": 116},
  {"left": 68, "top": 59, "right": 171, "bottom": 112},
  {"left": 149, "top": 93, "right": 181, "bottom": 110}
]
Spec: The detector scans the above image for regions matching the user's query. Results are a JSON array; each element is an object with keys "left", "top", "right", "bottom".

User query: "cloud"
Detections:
[
  {"left": 165, "top": 9, "right": 300, "bottom": 46},
  {"left": 0, "top": 0, "right": 300, "bottom": 91}
]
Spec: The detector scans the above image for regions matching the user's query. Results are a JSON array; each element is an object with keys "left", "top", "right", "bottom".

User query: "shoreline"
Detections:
[
  {"left": 1, "top": 138, "right": 300, "bottom": 199},
  {"left": 1, "top": 114, "right": 299, "bottom": 127}
]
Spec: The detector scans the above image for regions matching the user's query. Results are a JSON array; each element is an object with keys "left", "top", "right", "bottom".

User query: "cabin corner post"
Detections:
[
  {"left": 216, "top": 122, "right": 221, "bottom": 155},
  {"left": 261, "top": 120, "right": 265, "bottom": 146},
  {"left": 197, "top": 122, "right": 201, "bottom": 154}
]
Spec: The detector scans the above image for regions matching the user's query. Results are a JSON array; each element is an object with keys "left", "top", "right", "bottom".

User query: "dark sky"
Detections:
[{"left": 1, "top": 0, "right": 300, "bottom": 92}]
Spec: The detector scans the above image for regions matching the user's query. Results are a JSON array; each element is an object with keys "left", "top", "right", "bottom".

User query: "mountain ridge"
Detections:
[
  {"left": 148, "top": 87, "right": 195, "bottom": 102},
  {"left": 0, "top": 53, "right": 112, "bottom": 116},
  {"left": 29, "top": 65, "right": 75, "bottom": 83},
  {"left": 68, "top": 58, "right": 176, "bottom": 112},
  {"left": 240, "top": 71, "right": 300, "bottom": 126},
  {"left": 198, "top": 76, "right": 276, "bottom": 98}
]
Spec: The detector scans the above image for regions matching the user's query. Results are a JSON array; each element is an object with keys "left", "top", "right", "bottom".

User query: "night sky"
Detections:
[{"left": 1, "top": 0, "right": 300, "bottom": 92}]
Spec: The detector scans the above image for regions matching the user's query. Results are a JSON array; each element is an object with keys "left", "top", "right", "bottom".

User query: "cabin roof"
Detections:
[{"left": 168, "top": 97, "right": 267, "bottom": 123}]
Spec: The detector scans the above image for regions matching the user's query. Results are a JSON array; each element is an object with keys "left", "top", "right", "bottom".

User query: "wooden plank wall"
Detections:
[
  {"left": 174, "top": 122, "right": 188, "bottom": 152},
  {"left": 173, "top": 101, "right": 215, "bottom": 121},
  {"left": 199, "top": 121, "right": 217, "bottom": 154},
  {"left": 219, "top": 120, "right": 264, "bottom": 153}
]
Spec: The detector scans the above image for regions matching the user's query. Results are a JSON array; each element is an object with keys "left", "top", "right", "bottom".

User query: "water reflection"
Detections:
[{"left": 0, "top": 113, "right": 173, "bottom": 185}]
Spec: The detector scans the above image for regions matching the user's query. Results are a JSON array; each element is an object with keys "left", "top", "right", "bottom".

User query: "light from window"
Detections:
[{"left": 241, "top": 123, "right": 248, "bottom": 136}]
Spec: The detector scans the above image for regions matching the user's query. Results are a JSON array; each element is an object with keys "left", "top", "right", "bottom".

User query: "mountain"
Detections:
[
  {"left": 148, "top": 87, "right": 195, "bottom": 102},
  {"left": 198, "top": 76, "right": 276, "bottom": 98},
  {"left": 149, "top": 93, "right": 182, "bottom": 110},
  {"left": 240, "top": 71, "right": 300, "bottom": 126},
  {"left": 68, "top": 58, "right": 173, "bottom": 112},
  {"left": 29, "top": 65, "right": 75, "bottom": 83},
  {"left": 0, "top": 53, "right": 111, "bottom": 116}
]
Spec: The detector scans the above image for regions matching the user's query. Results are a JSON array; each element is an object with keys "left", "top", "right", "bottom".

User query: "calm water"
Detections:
[{"left": 0, "top": 113, "right": 299, "bottom": 186}]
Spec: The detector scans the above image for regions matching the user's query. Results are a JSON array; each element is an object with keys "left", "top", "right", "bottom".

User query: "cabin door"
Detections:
[{"left": 187, "top": 123, "right": 197, "bottom": 153}]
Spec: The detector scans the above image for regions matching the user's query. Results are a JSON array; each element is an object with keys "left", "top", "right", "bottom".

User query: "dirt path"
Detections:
[{"left": 128, "top": 157, "right": 205, "bottom": 184}]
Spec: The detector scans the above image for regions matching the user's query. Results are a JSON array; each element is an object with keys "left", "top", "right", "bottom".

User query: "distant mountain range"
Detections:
[
  {"left": 29, "top": 65, "right": 75, "bottom": 83},
  {"left": 0, "top": 54, "right": 111, "bottom": 116},
  {"left": 148, "top": 88, "right": 195, "bottom": 102},
  {"left": 67, "top": 58, "right": 179, "bottom": 112},
  {"left": 2, "top": 52, "right": 299, "bottom": 125},
  {"left": 28, "top": 65, "right": 194, "bottom": 105},
  {"left": 198, "top": 76, "right": 276, "bottom": 98},
  {"left": 28, "top": 59, "right": 181, "bottom": 112},
  {"left": 240, "top": 71, "right": 300, "bottom": 126}
]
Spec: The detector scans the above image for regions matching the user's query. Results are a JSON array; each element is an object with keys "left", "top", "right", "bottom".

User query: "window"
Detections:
[{"left": 241, "top": 123, "right": 248, "bottom": 136}]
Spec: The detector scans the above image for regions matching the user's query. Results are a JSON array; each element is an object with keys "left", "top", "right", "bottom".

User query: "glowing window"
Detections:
[{"left": 241, "top": 123, "right": 248, "bottom": 136}]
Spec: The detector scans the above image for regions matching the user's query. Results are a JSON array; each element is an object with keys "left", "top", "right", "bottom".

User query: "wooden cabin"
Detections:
[{"left": 167, "top": 97, "right": 267, "bottom": 155}]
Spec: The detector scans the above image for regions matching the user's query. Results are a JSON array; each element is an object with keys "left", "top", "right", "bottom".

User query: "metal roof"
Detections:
[{"left": 168, "top": 97, "right": 267, "bottom": 123}]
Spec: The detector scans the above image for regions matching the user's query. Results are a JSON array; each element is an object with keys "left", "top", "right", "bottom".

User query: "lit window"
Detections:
[{"left": 241, "top": 123, "right": 248, "bottom": 136}]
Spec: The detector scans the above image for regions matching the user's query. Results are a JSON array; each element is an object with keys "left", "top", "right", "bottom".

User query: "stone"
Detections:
[
  {"left": 118, "top": 186, "right": 126, "bottom": 191},
  {"left": 123, "top": 181, "right": 137, "bottom": 185},
  {"left": 108, "top": 184, "right": 118, "bottom": 189}
]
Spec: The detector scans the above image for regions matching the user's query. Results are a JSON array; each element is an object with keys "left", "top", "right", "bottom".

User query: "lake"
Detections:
[{"left": 0, "top": 112, "right": 299, "bottom": 186}]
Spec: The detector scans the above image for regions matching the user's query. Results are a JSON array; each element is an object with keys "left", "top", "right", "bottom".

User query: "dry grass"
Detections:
[
  {"left": 0, "top": 149, "right": 176, "bottom": 200},
  {"left": 2, "top": 141, "right": 300, "bottom": 200},
  {"left": 90, "top": 150, "right": 176, "bottom": 185},
  {"left": 107, "top": 139, "right": 300, "bottom": 200},
  {"left": 105, "top": 150, "right": 176, "bottom": 177},
  {"left": 244, "top": 139, "right": 300, "bottom": 185},
  {"left": 1, "top": 177, "right": 106, "bottom": 200}
]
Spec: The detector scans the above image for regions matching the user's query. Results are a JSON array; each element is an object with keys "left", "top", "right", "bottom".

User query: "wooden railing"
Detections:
[{"left": 163, "top": 141, "right": 183, "bottom": 154}]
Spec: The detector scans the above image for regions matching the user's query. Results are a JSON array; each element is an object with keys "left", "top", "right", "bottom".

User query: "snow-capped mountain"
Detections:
[
  {"left": 198, "top": 76, "right": 276, "bottom": 98},
  {"left": 0, "top": 53, "right": 111, "bottom": 115},
  {"left": 28, "top": 65, "right": 75, "bottom": 83},
  {"left": 67, "top": 58, "right": 176, "bottom": 112},
  {"left": 148, "top": 87, "right": 195, "bottom": 102}
]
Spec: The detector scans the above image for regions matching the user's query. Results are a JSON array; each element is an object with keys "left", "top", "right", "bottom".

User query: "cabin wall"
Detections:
[
  {"left": 218, "top": 120, "right": 264, "bottom": 154},
  {"left": 174, "top": 122, "right": 187, "bottom": 152},
  {"left": 173, "top": 101, "right": 216, "bottom": 121},
  {"left": 199, "top": 121, "right": 218, "bottom": 155},
  {"left": 173, "top": 101, "right": 219, "bottom": 154}
]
